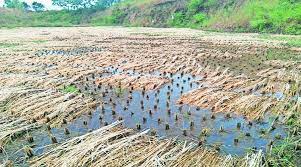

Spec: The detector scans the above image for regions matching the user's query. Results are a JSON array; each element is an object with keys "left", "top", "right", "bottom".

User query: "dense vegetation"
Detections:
[{"left": 1, "top": 0, "right": 300, "bottom": 34}]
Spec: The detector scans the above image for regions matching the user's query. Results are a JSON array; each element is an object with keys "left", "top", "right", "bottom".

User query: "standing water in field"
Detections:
[
  {"left": 0, "top": 66, "right": 287, "bottom": 164},
  {"left": 73, "top": 66, "right": 286, "bottom": 155}
]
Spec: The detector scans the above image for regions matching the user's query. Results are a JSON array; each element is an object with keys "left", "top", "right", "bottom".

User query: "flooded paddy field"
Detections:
[{"left": 0, "top": 27, "right": 300, "bottom": 166}]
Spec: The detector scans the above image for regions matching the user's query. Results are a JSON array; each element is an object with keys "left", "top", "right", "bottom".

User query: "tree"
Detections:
[
  {"left": 52, "top": 0, "right": 95, "bottom": 10},
  {"left": 22, "top": 2, "right": 31, "bottom": 11},
  {"left": 51, "top": 0, "right": 122, "bottom": 10},
  {"left": 32, "top": 2, "right": 45, "bottom": 12},
  {"left": 95, "top": 0, "right": 121, "bottom": 9},
  {"left": 4, "top": 0, "right": 23, "bottom": 9}
]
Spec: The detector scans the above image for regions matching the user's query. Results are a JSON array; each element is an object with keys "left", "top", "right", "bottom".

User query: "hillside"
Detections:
[
  {"left": 91, "top": 0, "right": 188, "bottom": 27},
  {"left": 0, "top": 0, "right": 300, "bottom": 35},
  {"left": 92, "top": 0, "right": 301, "bottom": 34}
]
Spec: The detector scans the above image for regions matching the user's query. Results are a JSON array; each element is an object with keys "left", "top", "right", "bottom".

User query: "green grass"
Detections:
[
  {"left": 115, "top": 87, "right": 125, "bottom": 96},
  {"left": 117, "top": 0, "right": 154, "bottom": 7},
  {"left": 258, "top": 34, "right": 301, "bottom": 47},
  {"left": 261, "top": 34, "right": 301, "bottom": 61},
  {"left": 267, "top": 116, "right": 301, "bottom": 166},
  {"left": 286, "top": 39, "right": 301, "bottom": 47},
  {"left": 168, "top": 0, "right": 301, "bottom": 35},
  {"left": 0, "top": 9, "right": 92, "bottom": 28},
  {"left": 91, "top": 10, "right": 126, "bottom": 26},
  {"left": 268, "top": 136, "right": 301, "bottom": 166},
  {"left": 61, "top": 85, "right": 79, "bottom": 94},
  {"left": 0, "top": 42, "right": 19, "bottom": 48},
  {"left": 266, "top": 49, "right": 301, "bottom": 61},
  {"left": 31, "top": 40, "right": 48, "bottom": 44},
  {"left": 265, "top": 102, "right": 301, "bottom": 167}
]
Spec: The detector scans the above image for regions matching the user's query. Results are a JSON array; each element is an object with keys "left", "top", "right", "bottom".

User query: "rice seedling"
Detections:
[
  {"left": 165, "top": 124, "right": 170, "bottom": 130},
  {"left": 50, "top": 135, "right": 58, "bottom": 144},
  {"left": 64, "top": 128, "right": 70, "bottom": 135},
  {"left": 142, "top": 117, "right": 147, "bottom": 123},
  {"left": 23, "top": 146, "right": 34, "bottom": 158},
  {"left": 219, "top": 126, "right": 225, "bottom": 133},
  {"left": 26, "top": 135, "right": 34, "bottom": 143},
  {"left": 136, "top": 124, "right": 141, "bottom": 130},
  {"left": 237, "top": 123, "right": 241, "bottom": 129}
]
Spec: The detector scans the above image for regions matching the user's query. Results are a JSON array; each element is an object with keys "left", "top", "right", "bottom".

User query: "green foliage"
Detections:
[
  {"left": 268, "top": 137, "right": 301, "bottom": 166},
  {"left": 0, "top": 9, "right": 93, "bottom": 27},
  {"left": 168, "top": 12, "right": 188, "bottom": 27},
  {"left": 51, "top": 0, "right": 121, "bottom": 10},
  {"left": 91, "top": 7, "right": 126, "bottom": 25},
  {"left": 187, "top": 0, "right": 204, "bottom": 14},
  {"left": 95, "top": 0, "right": 122, "bottom": 9},
  {"left": 1, "top": 0, "right": 301, "bottom": 35},
  {"left": 61, "top": 85, "right": 79, "bottom": 93},
  {"left": 192, "top": 13, "right": 205, "bottom": 23},
  {"left": 168, "top": 0, "right": 208, "bottom": 28},
  {"left": 29, "top": 11, "right": 77, "bottom": 26},
  {"left": 203, "top": 0, "right": 217, "bottom": 8},
  {"left": 168, "top": 0, "right": 301, "bottom": 34},
  {"left": 4, "top": 0, "right": 31, "bottom": 11},
  {"left": 267, "top": 112, "right": 301, "bottom": 166},
  {"left": 205, "top": 0, "right": 301, "bottom": 34},
  {"left": 4, "top": 0, "right": 23, "bottom": 9},
  {"left": 32, "top": 1, "right": 45, "bottom": 12},
  {"left": 246, "top": 0, "right": 301, "bottom": 34},
  {"left": 22, "top": 2, "right": 30, "bottom": 11},
  {"left": 52, "top": 0, "right": 94, "bottom": 10},
  {"left": 286, "top": 39, "right": 301, "bottom": 47},
  {"left": 91, "top": 15, "right": 115, "bottom": 25}
]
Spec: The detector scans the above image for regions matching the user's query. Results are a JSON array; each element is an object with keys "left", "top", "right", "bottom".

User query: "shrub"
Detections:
[
  {"left": 248, "top": 0, "right": 301, "bottom": 34},
  {"left": 168, "top": 12, "right": 188, "bottom": 27},
  {"left": 187, "top": 0, "right": 204, "bottom": 14},
  {"left": 192, "top": 13, "right": 206, "bottom": 23}
]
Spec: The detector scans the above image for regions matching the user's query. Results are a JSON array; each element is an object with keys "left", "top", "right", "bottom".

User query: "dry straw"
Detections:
[{"left": 30, "top": 121, "right": 265, "bottom": 167}]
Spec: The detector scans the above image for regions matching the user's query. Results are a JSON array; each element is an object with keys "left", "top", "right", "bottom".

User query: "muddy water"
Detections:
[
  {"left": 1, "top": 66, "right": 287, "bottom": 165},
  {"left": 73, "top": 66, "right": 286, "bottom": 155}
]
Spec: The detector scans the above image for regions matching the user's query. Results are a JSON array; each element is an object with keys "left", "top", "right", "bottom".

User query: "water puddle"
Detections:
[
  {"left": 74, "top": 66, "right": 286, "bottom": 155},
  {"left": 1, "top": 66, "right": 287, "bottom": 164}
]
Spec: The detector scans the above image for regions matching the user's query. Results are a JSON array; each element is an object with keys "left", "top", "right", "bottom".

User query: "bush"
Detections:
[
  {"left": 168, "top": 12, "right": 188, "bottom": 27},
  {"left": 247, "top": 0, "right": 301, "bottom": 34},
  {"left": 91, "top": 7, "right": 126, "bottom": 25},
  {"left": 192, "top": 13, "right": 206, "bottom": 23},
  {"left": 168, "top": 0, "right": 207, "bottom": 28},
  {"left": 187, "top": 0, "right": 204, "bottom": 14},
  {"left": 202, "top": 0, "right": 301, "bottom": 34}
]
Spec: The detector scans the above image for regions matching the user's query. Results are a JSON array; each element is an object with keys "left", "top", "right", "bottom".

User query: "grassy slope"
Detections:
[
  {"left": 90, "top": 0, "right": 187, "bottom": 27},
  {"left": 0, "top": 8, "right": 96, "bottom": 27},
  {"left": 204, "top": 0, "right": 301, "bottom": 34},
  {"left": 91, "top": 0, "right": 301, "bottom": 34}
]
